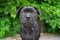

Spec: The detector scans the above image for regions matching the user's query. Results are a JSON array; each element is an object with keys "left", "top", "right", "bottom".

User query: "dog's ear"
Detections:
[
  {"left": 34, "top": 7, "right": 42, "bottom": 15},
  {"left": 16, "top": 7, "right": 23, "bottom": 14}
]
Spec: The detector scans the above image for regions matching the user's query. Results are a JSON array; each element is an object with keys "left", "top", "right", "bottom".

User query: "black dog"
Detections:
[{"left": 16, "top": 6, "right": 41, "bottom": 40}]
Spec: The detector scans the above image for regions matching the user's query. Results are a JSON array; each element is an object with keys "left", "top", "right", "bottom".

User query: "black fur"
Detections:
[{"left": 16, "top": 6, "right": 41, "bottom": 40}]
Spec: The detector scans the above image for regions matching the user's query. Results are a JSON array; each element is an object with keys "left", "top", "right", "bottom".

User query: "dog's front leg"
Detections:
[
  {"left": 35, "top": 24, "right": 40, "bottom": 40},
  {"left": 32, "top": 27, "right": 35, "bottom": 40},
  {"left": 20, "top": 25, "right": 27, "bottom": 40},
  {"left": 20, "top": 25, "right": 24, "bottom": 40},
  {"left": 33, "top": 22, "right": 40, "bottom": 40}
]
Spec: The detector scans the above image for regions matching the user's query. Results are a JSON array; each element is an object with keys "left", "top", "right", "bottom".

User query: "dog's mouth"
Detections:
[
  {"left": 21, "top": 17, "right": 35, "bottom": 24},
  {"left": 26, "top": 19, "right": 33, "bottom": 23},
  {"left": 26, "top": 19, "right": 30, "bottom": 22}
]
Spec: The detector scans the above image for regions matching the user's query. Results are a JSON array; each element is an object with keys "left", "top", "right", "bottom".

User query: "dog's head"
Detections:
[{"left": 16, "top": 6, "right": 41, "bottom": 23}]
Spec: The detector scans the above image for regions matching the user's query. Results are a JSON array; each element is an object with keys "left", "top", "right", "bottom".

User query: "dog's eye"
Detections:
[{"left": 20, "top": 12, "right": 25, "bottom": 14}]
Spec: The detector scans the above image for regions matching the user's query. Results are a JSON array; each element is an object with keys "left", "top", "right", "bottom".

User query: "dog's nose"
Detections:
[
  {"left": 26, "top": 13, "right": 31, "bottom": 19},
  {"left": 26, "top": 17, "right": 30, "bottom": 19}
]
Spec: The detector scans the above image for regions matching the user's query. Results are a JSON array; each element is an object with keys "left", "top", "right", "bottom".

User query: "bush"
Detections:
[{"left": 0, "top": 0, "right": 60, "bottom": 38}]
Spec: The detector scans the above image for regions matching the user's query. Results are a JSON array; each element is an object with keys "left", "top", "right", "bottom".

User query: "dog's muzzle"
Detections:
[{"left": 26, "top": 13, "right": 31, "bottom": 20}]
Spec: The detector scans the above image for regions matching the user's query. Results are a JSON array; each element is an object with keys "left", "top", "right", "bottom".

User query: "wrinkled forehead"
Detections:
[{"left": 20, "top": 6, "right": 37, "bottom": 13}]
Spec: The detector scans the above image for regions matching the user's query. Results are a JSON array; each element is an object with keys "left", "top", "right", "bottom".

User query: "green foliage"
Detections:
[
  {"left": 38, "top": 1, "right": 60, "bottom": 33},
  {"left": 0, "top": 0, "right": 60, "bottom": 38}
]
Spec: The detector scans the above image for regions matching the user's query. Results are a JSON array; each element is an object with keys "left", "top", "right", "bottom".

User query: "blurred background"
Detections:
[{"left": 0, "top": 0, "right": 60, "bottom": 39}]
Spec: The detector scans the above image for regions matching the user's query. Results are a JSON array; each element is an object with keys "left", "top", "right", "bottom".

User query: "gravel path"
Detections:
[
  {"left": 40, "top": 33, "right": 60, "bottom": 40},
  {"left": 0, "top": 33, "right": 60, "bottom": 40}
]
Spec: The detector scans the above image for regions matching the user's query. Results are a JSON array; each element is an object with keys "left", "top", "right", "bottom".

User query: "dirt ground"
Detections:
[{"left": 0, "top": 33, "right": 60, "bottom": 40}]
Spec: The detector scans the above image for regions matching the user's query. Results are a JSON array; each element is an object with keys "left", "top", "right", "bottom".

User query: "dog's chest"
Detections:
[{"left": 23, "top": 23, "right": 34, "bottom": 34}]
